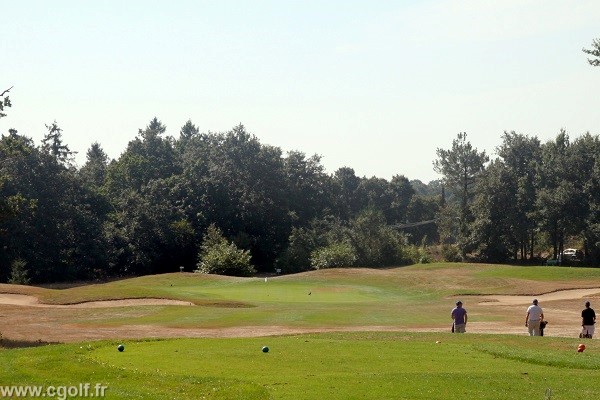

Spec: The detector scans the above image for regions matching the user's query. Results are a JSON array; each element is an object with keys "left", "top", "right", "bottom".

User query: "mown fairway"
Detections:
[
  {"left": 2, "top": 263, "right": 600, "bottom": 399},
  {"left": 1, "top": 333, "right": 600, "bottom": 399}
]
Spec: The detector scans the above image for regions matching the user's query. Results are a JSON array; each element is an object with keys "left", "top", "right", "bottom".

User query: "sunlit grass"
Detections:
[
  {"left": 1, "top": 332, "right": 598, "bottom": 399},
  {"left": 2, "top": 264, "right": 600, "bottom": 398},
  {"left": 1, "top": 264, "right": 598, "bottom": 331}
]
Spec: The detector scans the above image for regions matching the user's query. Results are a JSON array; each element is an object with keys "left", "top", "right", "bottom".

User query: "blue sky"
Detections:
[{"left": 2, "top": 0, "right": 599, "bottom": 182}]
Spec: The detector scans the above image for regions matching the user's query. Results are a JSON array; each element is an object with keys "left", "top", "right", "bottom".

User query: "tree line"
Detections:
[
  {"left": 3, "top": 113, "right": 600, "bottom": 284},
  {"left": 1, "top": 112, "right": 441, "bottom": 283},
  {"left": 435, "top": 131, "right": 600, "bottom": 265},
  {"left": 2, "top": 37, "right": 600, "bottom": 283}
]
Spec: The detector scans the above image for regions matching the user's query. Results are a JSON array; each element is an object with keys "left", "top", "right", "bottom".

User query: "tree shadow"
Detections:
[{"left": 0, "top": 337, "right": 58, "bottom": 349}]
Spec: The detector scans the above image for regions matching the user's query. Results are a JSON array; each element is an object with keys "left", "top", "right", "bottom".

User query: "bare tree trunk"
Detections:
[
  {"left": 520, "top": 242, "right": 525, "bottom": 260},
  {"left": 530, "top": 231, "right": 535, "bottom": 260}
]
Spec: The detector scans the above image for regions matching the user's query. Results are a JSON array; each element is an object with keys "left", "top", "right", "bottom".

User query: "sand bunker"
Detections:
[
  {"left": 479, "top": 288, "right": 600, "bottom": 306},
  {"left": 0, "top": 293, "right": 193, "bottom": 308}
]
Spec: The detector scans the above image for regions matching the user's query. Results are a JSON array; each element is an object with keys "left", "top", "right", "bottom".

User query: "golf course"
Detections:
[{"left": 2, "top": 263, "right": 600, "bottom": 399}]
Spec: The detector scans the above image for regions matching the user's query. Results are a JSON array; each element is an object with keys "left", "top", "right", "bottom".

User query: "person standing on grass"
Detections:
[
  {"left": 451, "top": 301, "right": 468, "bottom": 333},
  {"left": 525, "top": 299, "right": 544, "bottom": 336},
  {"left": 581, "top": 301, "right": 596, "bottom": 338}
]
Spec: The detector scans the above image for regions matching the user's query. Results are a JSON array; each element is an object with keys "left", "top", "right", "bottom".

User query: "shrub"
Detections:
[
  {"left": 310, "top": 242, "right": 357, "bottom": 269},
  {"left": 419, "top": 251, "right": 433, "bottom": 264},
  {"left": 8, "top": 259, "right": 30, "bottom": 285},
  {"left": 442, "top": 244, "right": 462, "bottom": 262},
  {"left": 195, "top": 224, "right": 255, "bottom": 276}
]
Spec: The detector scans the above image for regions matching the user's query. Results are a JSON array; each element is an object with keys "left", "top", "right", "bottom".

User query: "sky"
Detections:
[{"left": 1, "top": 0, "right": 599, "bottom": 183}]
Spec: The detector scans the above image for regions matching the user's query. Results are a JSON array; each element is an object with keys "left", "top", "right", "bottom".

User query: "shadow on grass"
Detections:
[
  {"left": 0, "top": 337, "right": 58, "bottom": 349},
  {"left": 37, "top": 275, "right": 135, "bottom": 290}
]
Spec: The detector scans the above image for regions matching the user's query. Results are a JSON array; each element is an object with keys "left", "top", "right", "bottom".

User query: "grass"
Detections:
[
  {"left": 5, "top": 263, "right": 600, "bottom": 304},
  {"left": 2, "top": 263, "right": 600, "bottom": 331},
  {"left": 474, "top": 263, "right": 600, "bottom": 281},
  {"left": 2, "top": 263, "right": 600, "bottom": 398},
  {"left": 1, "top": 332, "right": 599, "bottom": 399}
]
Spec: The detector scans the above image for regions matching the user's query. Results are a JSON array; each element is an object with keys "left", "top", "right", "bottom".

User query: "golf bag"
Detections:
[
  {"left": 539, "top": 320, "right": 547, "bottom": 336},
  {"left": 580, "top": 329, "right": 592, "bottom": 339}
]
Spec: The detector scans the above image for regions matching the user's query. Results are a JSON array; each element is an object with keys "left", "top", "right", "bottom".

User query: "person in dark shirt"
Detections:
[
  {"left": 451, "top": 301, "right": 468, "bottom": 333},
  {"left": 581, "top": 301, "right": 596, "bottom": 339}
]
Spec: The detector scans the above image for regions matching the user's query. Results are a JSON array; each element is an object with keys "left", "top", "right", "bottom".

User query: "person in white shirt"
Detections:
[{"left": 525, "top": 299, "right": 544, "bottom": 336}]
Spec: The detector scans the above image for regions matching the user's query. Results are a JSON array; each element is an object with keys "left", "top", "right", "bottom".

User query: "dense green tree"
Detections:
[
  {"left": 176, "top": 119, "right": 200, "bottom": 154},
  {"left": 178, "top": 124, "right": 292, "bottom": 270},
  {"left": 330, "top": 167, "right": 364, "bottom": 219},
  {"left": 102, "top": 119, "right": 184, "bottom": 275},
  {"left": 535, "top": 131, "right": 580, "bottom": 259},
  {"left": 358, "top": 177, "right": 393, "bottom": 220},
  {"left": 104, "top": 152, "right": 150, "bottom": 196},
  {"left": 347, "top": 208, "right": 406, "bottom": 267},
  {"left": 495, "top": 131, "right": 541, "bottom": 260},
  {"left": 410, "top": 179, "right": 443, "bottom": 197},
  {"left": 42, "top": 122, "right": 75, "bottom": 166},
  {"left": 79, "top": 142, "right": 109, "bottom": 188},
  {"left": 568, "top": 134, "right": 600, "bottom": 259},
  {"left": 0, "top": 86, "right": 15, "bottom": 261},
  {"left": 179, "top": 119, "right": 199, "bottom": 141},
  {"left": 104, "top": 176, "right": 196, "bottom": 275},
  {"left": 433, "top": 132, "right": 489, "bottom": 255},
  {"left": 0, "top": 127, "right": 109, "bottom": 282},
  {"left": 37, "top": 124, "right": 109, "bottom": 279},
  {"left": 8, "top": 103, "right": 600, "bottom": 282},
  {"left": 275, "top": 226, "right": 315, "bottom": 273},
  {"left": 105, "top": 117, "right": 179, "bottom": 197},
  {"left": 283, "top": 151, "right": 330, "bottom": 226},
  {"left": 0, "top": 130, "right": 36, "bottom": 279},
  {"left": 58, "top": 176, "right": 111, "bottom": 279},
  {"left": 388, "top": 175, "right": 416, "bottom": 224},
  {"left": 586, "top": 157, "right": 600, "bottom": 263},
  {"left": 276, "top": 215, "right": 347, "bottom": 273},
  {"left": 404, "top": 195, "right": 440, "bottom": 245},
  {"left": 470, "top": 160, "right": 514, "bottom": 262}
]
